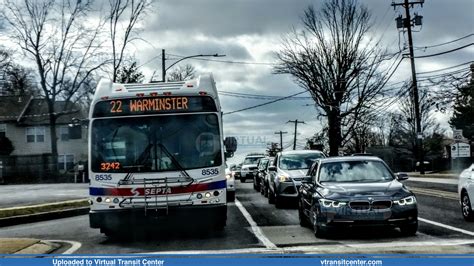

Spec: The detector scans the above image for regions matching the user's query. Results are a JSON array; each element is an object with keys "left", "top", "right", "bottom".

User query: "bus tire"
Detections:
[
  {"left": 101, "top": 228, "right": 114, "bottom": 237},
  {"left": 227, "top": 191, "right": 235, "bottom": 202},
  {"left": 213, "top": 216, "right": 227, "bottom": 231}
]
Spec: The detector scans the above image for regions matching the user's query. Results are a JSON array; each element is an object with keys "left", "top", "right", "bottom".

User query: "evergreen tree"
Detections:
[
  {"left": 116, "top": 62, "right": 144, "bottom": 83},
  {"left": 450, "top": 80, "right": 474, "bottom": 140}
]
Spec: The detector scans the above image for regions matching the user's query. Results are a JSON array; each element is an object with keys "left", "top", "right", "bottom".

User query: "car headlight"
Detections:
[
  {"left": 279, "top": 175, "right": 290, "bottom": 182},
  {"left": 393, "top": 195, "right": 416, "bottom": 206},
  {"left": 319, "top": 199, "right": 347, "bottom": 208},
  {"left": 226, "top": 174, "right": 232, "bottom": 179}
]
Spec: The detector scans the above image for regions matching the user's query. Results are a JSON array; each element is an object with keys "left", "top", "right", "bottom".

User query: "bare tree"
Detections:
[
  {"left": 108, "top": 0, "right": 150, "bottom": 82},
  {"left": 1, "top": 0, "right": 106, "bottom": 170},
  {"left": 0, "top": 48, "right": 38, "bottom": 96},
  {"left": 275, "top": 1, "right": 396, "bottom": 156},
  {"left": 167, "top": 64, "right": 196, "bottom": 82},
  {"left": 390, "top": 87, "right": 439, "bottom": 159}
]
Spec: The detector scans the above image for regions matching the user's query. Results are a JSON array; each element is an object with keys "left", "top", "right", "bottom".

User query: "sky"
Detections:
[
  {"left": 127, "top": 0, "right": 474, "bottom": 164},
  {"left": 2, "top": 0, "right": 474, "bottom": 164}
]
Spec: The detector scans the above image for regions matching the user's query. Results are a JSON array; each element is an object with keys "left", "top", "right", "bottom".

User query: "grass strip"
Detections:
[{"left": 0, "top": 199, "right": 89, "bottom": 218}]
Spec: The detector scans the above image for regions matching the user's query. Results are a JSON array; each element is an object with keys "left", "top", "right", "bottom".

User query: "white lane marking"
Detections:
[
  {"left": 342, "top": 239, "right": 474, "bottom": 249},
  {"left": 419, "top": 217, "right": 474, "bottom": 237},
  {"left": 234, "top": 198, "right": 277, "bottom": 249},
  {"left": 410, "top": 187, "right": 458, "bottom": 200},
  {"left": 45, "top": 240, "right": 82, "bottom": 254},
  {"left": 144, "top": 238, "right": 474, "bottom": 254}
]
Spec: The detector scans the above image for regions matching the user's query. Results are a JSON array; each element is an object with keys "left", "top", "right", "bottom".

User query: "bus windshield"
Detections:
[{"left": 91, "top": 113, "right": 222, "bottom": 173}]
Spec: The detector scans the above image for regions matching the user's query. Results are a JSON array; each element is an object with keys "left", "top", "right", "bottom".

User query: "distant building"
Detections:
[{"left": 0, "top": 95, "right": 87, "bottom": 181}]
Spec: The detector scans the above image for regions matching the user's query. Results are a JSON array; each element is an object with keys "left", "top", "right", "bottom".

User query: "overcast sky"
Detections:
[
  {"left": 3, "top": 0, "right": 473, "bottom": 164},
  {"left": 127, "top": 0, "right": 474, "bottom": 163}
]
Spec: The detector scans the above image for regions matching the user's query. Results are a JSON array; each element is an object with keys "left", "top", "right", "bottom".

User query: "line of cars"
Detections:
[
  {"left": 228, "top": 150, "right": 474, "bottom": 238},
  {"left": 235, "top": 150, "right": 420, "bottom": 238}
]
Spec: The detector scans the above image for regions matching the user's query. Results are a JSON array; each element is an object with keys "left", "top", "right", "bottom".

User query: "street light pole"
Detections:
[{"left": 161, "top": 49, "right": 225, "bottom": 82}]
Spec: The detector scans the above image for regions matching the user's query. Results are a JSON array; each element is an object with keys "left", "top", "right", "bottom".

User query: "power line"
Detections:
[
  {"left": 418, "top": 67, "right": 469, "bottom": 80},
  {"left": 416, "top": 61, "right": 473, "bottom": 75},
  {"left": 166, "top": 53, "right": 277, "bottom": 66},
  {"left": 223, "top": 90, "right": 307, "bottom": 115},
  {"left": 414, "top": 43, "right": 474, "bottom": 59},
  {"left": 414, "top": 33, "right": 474, "bottom": 49},
  {"left": 219, "top": 91, "right": 312, "bottom": 100}
]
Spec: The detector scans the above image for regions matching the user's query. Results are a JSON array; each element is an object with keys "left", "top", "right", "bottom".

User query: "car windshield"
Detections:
[
  {"left": 319, "top": 160, "right": 394, "bottom": 183},
  {"left": 279, "top": 152, "right": 325, "bottom": 170},
  {"left": 91, "top": 113, "right": 221, "bottom": 172},
  {"left": 243, "top": 157, "right": 263, "bottom": 165},
  {"left": 258, "top": 159, "right": 269, "bottom": 169}
]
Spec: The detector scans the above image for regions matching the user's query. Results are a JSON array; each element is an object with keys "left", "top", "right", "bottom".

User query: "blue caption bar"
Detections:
[{"left": 0, "top": 256, "right": 473, "bottom": 266}]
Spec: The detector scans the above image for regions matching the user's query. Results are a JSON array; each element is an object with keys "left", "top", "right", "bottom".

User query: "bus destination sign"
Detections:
[{"left": 93, "top": 96, "right": 217, "bottom": 117}]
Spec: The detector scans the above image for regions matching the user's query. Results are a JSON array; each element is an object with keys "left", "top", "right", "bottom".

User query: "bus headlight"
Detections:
[{"left": 205, "top": 192, "right": 211, "bottom": 198}]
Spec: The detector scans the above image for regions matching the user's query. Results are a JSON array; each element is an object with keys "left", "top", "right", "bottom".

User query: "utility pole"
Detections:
[
  {"left": 162, "top": 49, "right": 166, "bottom": 82},
  {"left": 274, "top": 131, "right": 288, "bottom": 151},
  {"left": 287, "top": 120, "right": 305, "bottom": 150},
  {"left": 160, "top": 49, "right": 225, "bottom": 82},
  {"left": 392, "top": 0, "right": 425, "bottom": 174}
]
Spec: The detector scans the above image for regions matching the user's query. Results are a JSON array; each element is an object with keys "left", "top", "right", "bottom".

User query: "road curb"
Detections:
[
  {"left": 0, "top": 207, "right": 90, "bottom": 227},
  {"left": 0, "top": 238, "right": 60, "bottom": 254}
]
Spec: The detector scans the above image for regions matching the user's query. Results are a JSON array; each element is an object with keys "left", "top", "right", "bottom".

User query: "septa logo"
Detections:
[
  {"left": 131, "top": 188, "right": 140, "bottom": 196},
  {"left": 145, "top": 187, "right": 172, "bottom": 195}
]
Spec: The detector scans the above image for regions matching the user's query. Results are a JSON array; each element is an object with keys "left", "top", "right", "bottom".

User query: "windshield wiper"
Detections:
[
  {"left": 157, "top": 143, "right": 193, "bottom": 182},
  {"left": 119, "top": 143, "right": 153, "bottom": 185}
]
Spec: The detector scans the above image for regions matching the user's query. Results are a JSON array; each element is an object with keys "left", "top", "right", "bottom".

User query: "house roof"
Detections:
[
  {"left": 0, "top": 95, "right": 31, "bottom": 122},
  {"left": 0, "top": 96, "right": 85, "bottom": 125}
]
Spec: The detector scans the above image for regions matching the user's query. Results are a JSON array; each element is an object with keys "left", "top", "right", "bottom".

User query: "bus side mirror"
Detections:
[
  {"left": 224, "top": 137, "right": 237, "bottom": 159},
  {"left": 396, "top": 173, "right": 409, "bottom": 181}
]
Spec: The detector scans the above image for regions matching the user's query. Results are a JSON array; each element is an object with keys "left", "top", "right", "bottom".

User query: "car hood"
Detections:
[
  {"left": 242, "top": 164, "right": 258, "bottom": 169},
  {"left": 319, "top": 180, "right": 411, "bottom": 199}
]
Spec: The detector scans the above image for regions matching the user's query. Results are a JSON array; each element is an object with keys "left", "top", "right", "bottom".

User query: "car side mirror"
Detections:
[
  {"left": 268, "top": 166, "right": 277, "bottom": 172},
  {"left": 301, "top": 176, "right": 313, "bottom": 183},
  {"left": 396, "top": 173, "right": 409, "bottom": 181}
]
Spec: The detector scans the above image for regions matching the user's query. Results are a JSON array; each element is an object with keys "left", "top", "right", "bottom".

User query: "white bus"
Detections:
[{"left": 88, "top": 74, "right": 236, "bottom": 236}]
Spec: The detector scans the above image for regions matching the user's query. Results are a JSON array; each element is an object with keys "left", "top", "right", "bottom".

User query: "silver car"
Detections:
[
  {"left": 268, "top": 150, "right": 325, "bottom": 208},
  {"left": 459, "top": 164, "right": 474, "bottom": 221},
  {"left": 240, "top": 153, "right": 265, "bottom": 183}
]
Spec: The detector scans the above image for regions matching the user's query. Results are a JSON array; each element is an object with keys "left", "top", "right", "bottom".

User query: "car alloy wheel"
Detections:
[
  {"left": 298, "top": 202, "right": 310, "bottom": 228},
  {"left": 311, "top": 210, "right": 325, "bottom": 238},
  {"left": 268, "top": 188, "right": 275, "bottom": 204},
  {"left": 461, "top": 193, "right": 474, "bottom": 221}
]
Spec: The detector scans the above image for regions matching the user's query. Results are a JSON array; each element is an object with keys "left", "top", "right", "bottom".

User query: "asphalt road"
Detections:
[
  {"left": 0, "top": 180, "right": 473, "bottom": 254},
  {"left": 0, "top": 183, "right": 89, "bottom": 208}
]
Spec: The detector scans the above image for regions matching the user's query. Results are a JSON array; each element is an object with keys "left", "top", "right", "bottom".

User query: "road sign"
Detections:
[
  {"left": 453, "top": 129, "right": 463, "bottom": 141},
  {"left": 451, "top": 142, "right": 470, "bottom": 158}
]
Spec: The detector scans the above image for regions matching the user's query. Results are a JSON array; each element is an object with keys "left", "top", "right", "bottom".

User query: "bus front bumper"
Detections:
[{"left": 89, "top": 204, "right": 227, "bottom": 230}]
